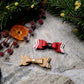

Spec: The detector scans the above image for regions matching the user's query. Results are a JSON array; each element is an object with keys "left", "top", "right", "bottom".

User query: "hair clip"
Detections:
[
  {"left": 34, "top": 39, "right": 65, "bottom": 53},
  {"left": 19, "top": 55, "right": 51, "bottom": 69}
]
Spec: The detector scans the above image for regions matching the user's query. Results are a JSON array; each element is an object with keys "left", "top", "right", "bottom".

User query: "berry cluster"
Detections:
[
  {"left": 0, "top": 31, "right": 20, "bottom": 57},
  {"left": 25, "top": 10, "right": 46, "bottom": 35},
  {"left": 1, "top": 31, "right": 9, "bottom": 38},
  {"left": 25, "top": 1, "right": 46, "bottom": 35}
]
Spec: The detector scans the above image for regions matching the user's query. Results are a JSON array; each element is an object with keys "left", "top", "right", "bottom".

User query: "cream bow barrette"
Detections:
[{"left": 19, "top": 56, "right": 51, "bottom": 69}]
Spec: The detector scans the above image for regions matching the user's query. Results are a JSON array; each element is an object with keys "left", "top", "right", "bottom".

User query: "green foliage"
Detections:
[
  {"left": 0, "top": 0, "right": 43, "bottom": 31},
  {"left": 46, "top": 0, "right": 84, "bottom": 40}
]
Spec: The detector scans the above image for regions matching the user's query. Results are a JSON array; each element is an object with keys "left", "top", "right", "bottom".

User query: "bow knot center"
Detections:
[{"left": 32, "top": 59, "right": 35, "bottom": 62}]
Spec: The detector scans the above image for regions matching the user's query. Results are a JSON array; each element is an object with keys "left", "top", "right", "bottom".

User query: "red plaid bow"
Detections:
[{"left": 34, "top": 39, "right": 65, "bottom": 53}]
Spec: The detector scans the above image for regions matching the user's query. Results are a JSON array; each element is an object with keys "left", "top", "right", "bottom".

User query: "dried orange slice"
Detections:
[{"left": 10, "top": 25, "right": 28, "bottom": 41}]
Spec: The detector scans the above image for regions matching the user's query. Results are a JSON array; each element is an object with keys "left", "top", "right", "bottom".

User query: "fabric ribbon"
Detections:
[
  {"left": 19, "top": 56, "right": 51, "bottom": 68},
  {"left": 34, "top": 39, "right": 65, "bottom": 53}
]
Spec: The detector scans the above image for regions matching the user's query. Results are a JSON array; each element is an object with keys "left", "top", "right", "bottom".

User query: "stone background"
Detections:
[{"left": 0, "top": 13, "right": 84, "bottom": 84}]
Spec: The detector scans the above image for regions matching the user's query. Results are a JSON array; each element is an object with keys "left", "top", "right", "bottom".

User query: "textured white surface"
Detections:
[{"left": 62, "top": 69, "right": 84, "bottom": 84}]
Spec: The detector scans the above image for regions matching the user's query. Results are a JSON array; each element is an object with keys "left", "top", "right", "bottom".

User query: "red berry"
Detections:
[
  {"left": 29, "top": 29, "right": 33, "bottom": 33},
  {"left": 23, "top": 36, "right": 27, "bottom": 40},
  {"left": 4, "top": 31, "right": 9, "bottom": 37},
  {"left": 3, "top": 42, "right": 9, "bottom": 47},
  {"left": 1, "top": 31, "right": 9, "bottom": 37},
  {"left": 1, "top": 32, "right": 5, "bottom": 37},
  {"left": 13, "top": 41, "right": 19, "bottom": 48},
  {"left": 0, "top": 52, "right": 4, "bottom": 57},
  {"left": 39, "top": 9, "right": 44, "bottom": 12},
  {"left": 39, "top": 19, "right": 43, "bottom": 23},
  {"left": 38, "top": 19, "right": 43, "bottom": 24},
  {"left": 41, "top": 2, "right": 45, "bottom": 5},
  {"left": 42, "top": 12, "right": 46, "bottom": 16},
  {"left": 13, "top": 41, "right": 18, "bottom": 46},
  {"left": 7, "top": 48, "right": 13, "bottom": 55},
  {"left": 30, "top": 21, "right": 34, "bottom": 25}
]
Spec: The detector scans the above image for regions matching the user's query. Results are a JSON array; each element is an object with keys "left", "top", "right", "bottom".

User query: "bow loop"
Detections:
[
  {"left": 39, "top": 57, "right": 51, "bottom": 68},
  {"left": 34, "top": 39, "right": 47, "bottom": 49},
  {"left": 51, "top": 42, "right": 58, "bottom": 49},
  {"left": 19, "top": 55, "right": 30, "bottom": 66}
]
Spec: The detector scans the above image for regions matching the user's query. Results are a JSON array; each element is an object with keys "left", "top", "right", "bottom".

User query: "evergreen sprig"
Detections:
[
  {"left": 0, "top": 0, "right": 43, "bottom": 31},
  {"left": 46, "top": 0, "right": 84, "bottom": 40}
]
